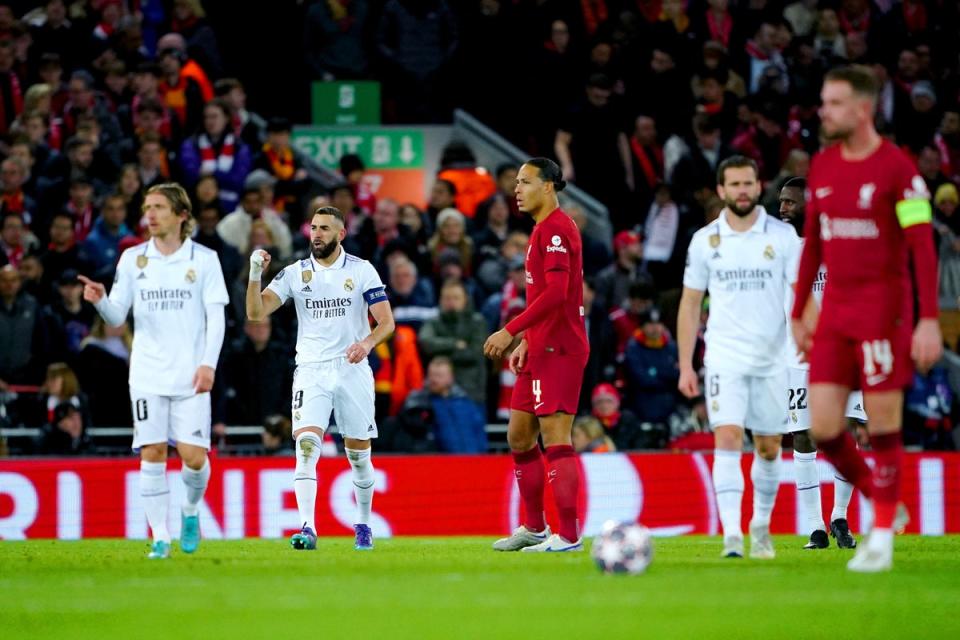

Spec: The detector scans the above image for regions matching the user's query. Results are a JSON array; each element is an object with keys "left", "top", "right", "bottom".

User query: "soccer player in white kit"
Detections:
[
  {"left": 246, "top": 206, "right": 395, "bottom": 551},
  {"left": 779, "top": 177, "right": 865, "bottom": 550},
  {"left": 678, "top": 156, "right": 801, "bottom": 559},
  {"left": 79, "top": 183, "right": 229, "bottom": 559}
]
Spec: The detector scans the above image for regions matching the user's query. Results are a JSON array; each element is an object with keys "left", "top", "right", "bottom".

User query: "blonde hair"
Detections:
[
  {"left": 573, "top": 416, "right": 616, "bottom": 451},
  {"left": 45, "top": 362, "right": 80, "bottom": 399},
  {"left": 23, "top": 84, "right": 53, "bottom": 113},
  {"left": 250, "top": 219, "right": 275, "bottom": 246},
  {"left": 84, "top": 315, "right": 134, "bottom": 351},
  {"left": 145, "top": 182, "right": 195, "bottom": 241}
]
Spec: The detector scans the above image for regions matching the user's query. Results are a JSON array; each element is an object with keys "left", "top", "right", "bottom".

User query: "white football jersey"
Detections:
[
  {"left": 684, "top": 207, "right": 801, "bottom": 377},
  {"left": 784, "top": 238, "right": 827, "bottom": 369},
  {"left": 266, "top": 248, "right": 387, "bottom": 365},
  {"left": 108, "top": 238, "right": 229, "bottom": 396}
]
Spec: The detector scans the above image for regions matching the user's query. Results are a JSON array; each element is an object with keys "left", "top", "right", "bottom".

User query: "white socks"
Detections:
[
  {"left": 713, "top": 450, "right": 744, "bottom": 538},
  {"left": 751, "top": 451, "right": 782, "bottom": 527},
  {"left": 793, "top": 450, "right": 825, "bottom": 533},
  {"left": 140, "top": 460, "right": 170, "bottom": 544},
  {"left": 294, "top": 432, "right": 323, "bottom": 531},
  {"left": 181, "top": 457, "right": 211, "bottom": 517},
  {"left": 832, "top": 474, "right": 854, "bottom": 522},
  {"left": 346, "top": 448, "right": 375, "bottom": 526}
]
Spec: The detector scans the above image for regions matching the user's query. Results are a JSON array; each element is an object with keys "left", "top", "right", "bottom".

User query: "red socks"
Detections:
[
  {"left": 512, "top": 447, "right": 546, "bottom": 532},
  {"left": 545, "top": 445, "right": 581, "bottom": 543},
  {"left": 870, "top": 432, "right": 903, "bottom": 529},
  {"left": 817, "top": 431, "right": 873, "bottom": 499}
]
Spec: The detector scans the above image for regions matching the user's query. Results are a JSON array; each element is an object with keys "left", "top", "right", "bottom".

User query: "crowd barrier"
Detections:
[{"left": 1, "top": 452, "right": 958, "bottom": 540}]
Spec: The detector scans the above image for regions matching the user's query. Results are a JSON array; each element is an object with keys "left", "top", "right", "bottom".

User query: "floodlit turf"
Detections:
[{"left": 2, "top": 536, "right": 959, "bottom": 640}]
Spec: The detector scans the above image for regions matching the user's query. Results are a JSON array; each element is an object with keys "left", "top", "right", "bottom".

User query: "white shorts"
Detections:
[
  {"left": 786, "top": 367, "right": 868, "bottom": 432},
  {"left": 131, "top": 390, "right": 211, "bottom": 450},
  {"left": 292, "top": 358, "right": 378, "bottom": 440},
  {"left": 706, "top": 368, "right": 789, "bottom": 435}
]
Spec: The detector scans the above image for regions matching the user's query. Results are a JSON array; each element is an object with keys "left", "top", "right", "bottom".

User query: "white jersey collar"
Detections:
[
  {"left": 718, "top": 206, "right": 768, "bottom": 236},
  {"left": 310, "top": 246, "right": 347, "bottom": 271},
  {"left": 144, "top": 237, "right": 194, "bottom": 262}
]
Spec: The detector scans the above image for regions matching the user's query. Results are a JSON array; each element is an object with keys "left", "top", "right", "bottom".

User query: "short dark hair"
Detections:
[
  {"left": 435, "top": 178, "right": 457, "bottom": 196},
  {"left": 716, "top": 155, "right": 759, "bottom": 186},
  {"left": 824, "top": 65, "right": 880, "bottom": 101},
  {"left": 783, "top": 176, "right": 807, "bottom": 191},
  {"left": 524, "top": 157, "right": 567, "bottom": 192},
  {"left": 495, "top": 163, "right": 517, "bottom": 179},
  {"left": 214, "top": 78, "right": 243, "bottom": 96},
  {"left": 313, "top": 206, "right": 346, "bottom": 225}
]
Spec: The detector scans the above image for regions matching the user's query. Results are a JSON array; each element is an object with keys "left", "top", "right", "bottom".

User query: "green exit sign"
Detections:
[
  {"left": 311, "top": 81, "right": 381, "bottom": 125},
  {"left": 292, "top": 128, "right": 424, "bottom": 170}
]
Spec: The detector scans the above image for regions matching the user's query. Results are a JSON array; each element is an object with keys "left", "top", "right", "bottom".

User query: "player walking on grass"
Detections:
[
  {"left": 780, "top": 177, "right": 864, "bottom": 550},
  {"left": 678, "top": 156, "right": 801, "bottom": 560},
  {"left": 80, "top": 183, "right": 229, "bottom": 559},
  {"left": 246, "top": 206, "right": 394, "bottom": 551},
  {"left": 484, "top": 158, "right": 588, "bottom": 552},
  {"left": 792, "top": 66, "right": 941, "bottom": 572}
]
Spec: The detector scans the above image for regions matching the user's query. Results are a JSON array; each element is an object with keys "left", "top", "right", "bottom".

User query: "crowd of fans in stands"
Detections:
[{"left": 1, "top": 1, "right": 959, "bottom": 456}]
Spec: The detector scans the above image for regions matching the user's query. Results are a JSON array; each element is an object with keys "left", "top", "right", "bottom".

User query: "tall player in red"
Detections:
[
  {"left": 792, "top": 66, "right": 942, "bottom": 572},
  {"left": 483, "top": 158, "right": 588, "bottom": 552}
]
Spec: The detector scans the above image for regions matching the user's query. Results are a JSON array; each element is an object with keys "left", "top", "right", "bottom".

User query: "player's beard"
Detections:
[
  {"left": 725, "top": 195, "right": 759, "bottom": 218},
  {"left": 783, "top": 212, "right": 805, "bottom": 235},
  {"left": 312, "top": 237, "right": 339, "bottom": 260},
  {"left": 820, "top": 122, "right": 852, "bottom": 142}
]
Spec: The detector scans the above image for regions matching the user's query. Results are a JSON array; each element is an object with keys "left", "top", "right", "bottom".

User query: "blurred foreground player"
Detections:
[
  {"left": 484, "top": 158, "right": 588, "bottom": 552},
  {"left": 792, "top": 66, "right": 941, "bottom": 572}
]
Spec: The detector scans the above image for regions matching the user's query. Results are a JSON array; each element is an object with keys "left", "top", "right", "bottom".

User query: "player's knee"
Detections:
[
  {"left": 140, "top": 443, "right": 167, "bottom": 463},
  {"left": 713, "top": 426, "right": 742, "bottom": 451},
  {"left": 507, "top": 432, "right": 537, "bottom": 453}
]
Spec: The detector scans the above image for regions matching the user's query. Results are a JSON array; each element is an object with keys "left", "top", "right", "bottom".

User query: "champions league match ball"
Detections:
[{"left": 591, "top": 521, "right": 654, "bottom": 575}]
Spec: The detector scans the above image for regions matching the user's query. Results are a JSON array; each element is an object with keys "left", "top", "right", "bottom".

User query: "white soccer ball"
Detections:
[{"left": 591, "top": 520, "right": 654, "bottom": 575}]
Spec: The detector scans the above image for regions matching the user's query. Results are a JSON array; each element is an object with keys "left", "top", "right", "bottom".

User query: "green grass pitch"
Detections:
[{"left": 2, "top": 536, "right": 958, "bottom": 640}]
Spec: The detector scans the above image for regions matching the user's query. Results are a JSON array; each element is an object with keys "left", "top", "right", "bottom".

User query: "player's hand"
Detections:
[
  {"left": 483, "top": 328, "right": 513, "bottom": 360},
  {"left": 508, "top": 339, "right": 528, "bottom": 375},
  {"left": 791, "top": 318, "right": 814, "bottom": 359},
  {"left": 346, "top": 338, "right": 372, "bottom": 364},
  {"left": 912, "top": 318, "right": 943, "bottom": 374},
  {"left": 193, "top": 365, "right": 215, "bottom": 394},
  {"left": 678, "top": 366, "right": 699, "bottom": 399},
  {"left": 249, "top": 250, "right": 270, "bottom": 281},
  {"left": 77, "top": 275, "right": 105, "bottom": 304}
]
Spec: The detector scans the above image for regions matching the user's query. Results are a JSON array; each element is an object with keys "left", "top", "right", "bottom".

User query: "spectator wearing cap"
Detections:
[
  {"left": 418, "top": 278, "right": 489, "bottom": 406},
  {"left": 180, "top": 98, "right": 252, "bottom": 211},
  {"left": 935, "top": 109, "right": 960, "bottom": 184},
  {"left": 428, "top": 207, "right": 473, "bottom": 278},
  {"left": 339, "top": 153, "right": 376, "bottom": 216},
  {"left": 48, "top": 267, "right": 95, "bottom": 357},
  {"left": 555, "top": 73, "right": 633, "bottom": 214},
  {"left": 77, "top": 193, "right": 134, "bottom": 280},
  {"left": 897, "top": 80, "right": 940, "bottom": 151},
  {"left": 624, "top": 307, "right": 679, "bottom": 426},
  {"left": 217, "top": 173, "right": 292, "bottom": 260},
  {"left": 589, "top": 383, "right": 647, "bottom": 450},
  {"left": 593, "top": 229, "right": 650, "bottom": 313},
  {"left": 254, "top": 117, "right": 310, "bottom": 213}
]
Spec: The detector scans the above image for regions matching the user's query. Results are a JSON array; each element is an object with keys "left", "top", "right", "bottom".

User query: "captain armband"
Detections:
[{"left": 895, "top": 198, "right": 932, "bottom": 229}]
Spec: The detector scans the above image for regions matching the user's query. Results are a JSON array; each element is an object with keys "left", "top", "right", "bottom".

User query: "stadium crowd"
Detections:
[{"left": 1, "top": 0, "right": 959, "bottom": 456}]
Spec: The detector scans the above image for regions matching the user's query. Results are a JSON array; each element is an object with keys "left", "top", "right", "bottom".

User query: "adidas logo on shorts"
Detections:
[
  {"left": 368, "top": 425, "right": 374, "bottom": 432},
  {"left": 192, "top": 429, "right": 202, "bottom": 437}
]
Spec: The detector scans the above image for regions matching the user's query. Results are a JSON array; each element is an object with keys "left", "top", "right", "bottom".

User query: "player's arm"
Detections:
[
  {"left": 677, "top": 286, "right": 704, "bottom": 399},
  {"left": 347, "top": 300, "right": 395, "bottom": 364},
  {"left": 554, "top": 129, "right": 575, "bottom": 181},
  {"left": 245, "top": 250, "right": 283, "bottom": 321},
  {"left": 896, "top": 177, "right": 942, "bottom": 371},
  {"left": 79, "top": 254, "right": 134, "bottom": 326}
]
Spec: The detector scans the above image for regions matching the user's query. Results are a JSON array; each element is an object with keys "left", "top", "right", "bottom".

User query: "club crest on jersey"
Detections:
[
  {"left": 302, "top": 270, "right": 312, "bottom": 284},
  {"left": 709, "top": 234, "right": 720, "bottom": 248},
  {"left": 136, "top": 255, "right": 148, "bottom": 269},
  {"left": 711, "top": 400, "right": 719, "bottom": 412},
  {"left": 763, "top": 245, "right": 775, "bottom": 260},
  {"left": 185, "top": 268, "right": 196, "bottom": 283},
  {"left": 294, "top": 411, "right": 301, "bottom": 421},
  {"left": 857, "top": 183, "right": 876, "bottom": 209},
  {"left": 344, "top": 278, "right": 354, "bottom": 292}
]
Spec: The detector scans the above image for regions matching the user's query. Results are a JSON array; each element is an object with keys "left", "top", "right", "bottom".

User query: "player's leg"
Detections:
[
  {"left": 132, "top": 392, "right": 172, "bottom": 559},
  {"left": 493, "top": 408, "right": 548, "bottom": 550},
  {"left": 171, "top": 393, "right": 213, "bottom": 554},
  {"left": 746, "top": 372, "right": 787, "bottom": 559},
  {"left": 336, "top": 362, "right": 379, "bottom": 550},
  {"left": 705, "top": 370, "right": 748, "bottom": 557},
  {"left": 290, "top": 369, "right": 331, "bottom": 550},
  {"left": 829, "top": 393, "right": 866, "bottom": 548},
  {"left": 793, "top": 430, "right": 828, "bottom": 548}
]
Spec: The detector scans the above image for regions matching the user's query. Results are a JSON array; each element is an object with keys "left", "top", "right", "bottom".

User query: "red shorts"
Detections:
[
  {"left": 809, "top": 325, "right": 913, "bottom": 392},
  {"left": 511, "top": 352, "right": 587, "bottom": 416}
]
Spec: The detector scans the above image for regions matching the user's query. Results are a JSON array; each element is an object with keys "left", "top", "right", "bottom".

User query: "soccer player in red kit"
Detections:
[
  {"left": 483, "top": 158, "right": 588, "bottom": 552},
  {"left": 792, "top": 66, "right": 942, "bottom": 572}
]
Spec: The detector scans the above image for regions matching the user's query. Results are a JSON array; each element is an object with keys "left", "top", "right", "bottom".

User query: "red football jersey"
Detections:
[
  {"left": 796, "top": 140, "right": 936, "bottom": 335},
  {"left": 511, "top": 208, "right": 588, "bottom": 356}
]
